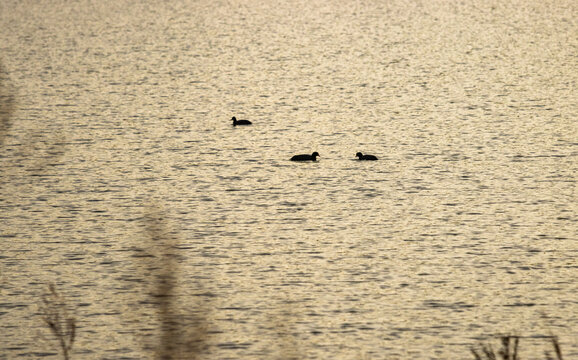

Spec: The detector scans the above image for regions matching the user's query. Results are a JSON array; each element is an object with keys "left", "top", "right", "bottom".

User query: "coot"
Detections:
[
  {"left": 291, "top": 152, "right": 320, "bottom": 161},
  {"left": 356, "top": 152, "right": 378, "bottom": 160},
  {"left": 232, "top": 116, "right": 252, "bottom": 126}
]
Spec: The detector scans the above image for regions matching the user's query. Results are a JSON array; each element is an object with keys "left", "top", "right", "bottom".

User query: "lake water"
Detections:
[{"left": 1, "top": 0, "right": 577, "bottom": 358}]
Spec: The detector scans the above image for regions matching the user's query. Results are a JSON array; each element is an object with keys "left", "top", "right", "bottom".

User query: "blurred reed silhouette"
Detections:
[
  {"left": 34, "top": 206, "right": 568, "bottom": 360},
  {"left": 0, "top": 61, "right": 15, "bottom": 145},
  {"left": 471, "top": 334, "right": 564, "bottom": 360},
  {"left": 0, "top": 59, "right": 64, "bottom": 171},
  {"left": 141, "top": 205, "right": 210, "bottom": 359},
  {"left": 269, "top": 302, "right": 301, "bottom": 360},
  {"left": 40, "top": 284, "right": 76, "bottom": 360}
]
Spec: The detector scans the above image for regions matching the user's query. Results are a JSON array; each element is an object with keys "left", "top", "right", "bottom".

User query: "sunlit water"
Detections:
[{"left": 1, "top": 0, "right": 577, "bottom": 358}]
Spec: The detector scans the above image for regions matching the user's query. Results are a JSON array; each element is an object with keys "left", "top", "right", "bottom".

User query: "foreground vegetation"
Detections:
[
  {"left": 38, "top": 209, "right": 567, "bottom": 360},
  {"left": 40, "top": 283, "right": 566, "bottom": 359},
  {"left": 471, "top": 335, "right": 564, "bottom": 360}
]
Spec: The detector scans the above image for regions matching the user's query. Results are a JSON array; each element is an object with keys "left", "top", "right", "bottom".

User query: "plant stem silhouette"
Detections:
[{"left": 40, "top": 284, "right": 76, "bottom": 360}]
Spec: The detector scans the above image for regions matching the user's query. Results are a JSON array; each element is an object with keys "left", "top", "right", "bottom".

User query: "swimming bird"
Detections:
[
  {"left": 356, "top": 152, "right": 378, "bottom": 160},
  {"left": 232, "top": 116, "right": 252, "bottom": 126},
  {"left": 291, "top": 152, "right": 320, "bottom": 161}
]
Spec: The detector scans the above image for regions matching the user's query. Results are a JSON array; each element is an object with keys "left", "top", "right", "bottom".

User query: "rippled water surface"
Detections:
[{"left": 1, "top": 0, "right": 577, "bottom": 358}]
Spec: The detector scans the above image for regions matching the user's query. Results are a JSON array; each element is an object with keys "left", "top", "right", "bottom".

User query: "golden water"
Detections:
[{"left": 1, "top": 0, "right": 577, "bottom": 358}]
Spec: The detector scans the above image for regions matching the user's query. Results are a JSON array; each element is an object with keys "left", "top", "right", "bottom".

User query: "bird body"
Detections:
[
  {"left": 232, "top": 116, "right": 252, "bottom": 126},
  {"left": 356, "top": 152, "right": 378, "bottom": 160},
  {"left": 291, "top": 152, "right": 320, "bottom": 161}
]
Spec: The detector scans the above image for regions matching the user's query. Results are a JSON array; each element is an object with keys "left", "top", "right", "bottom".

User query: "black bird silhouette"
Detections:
[
  {"left": 232, "top": 116, "right": 252, "bottom": 126},
  {"left": 356, "top": 152, "right": 378, "bottom": 160},
  {"left": 291, "top": 152, "right": 320, "bottom": 161}
]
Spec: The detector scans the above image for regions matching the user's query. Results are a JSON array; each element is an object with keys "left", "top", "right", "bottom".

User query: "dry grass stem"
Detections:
[
  {"left": 40, "top": 284, "right": 76, "bottom": 360},
  {"left": 472, "top": 335, "right": 564, "bottom": 360}
]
